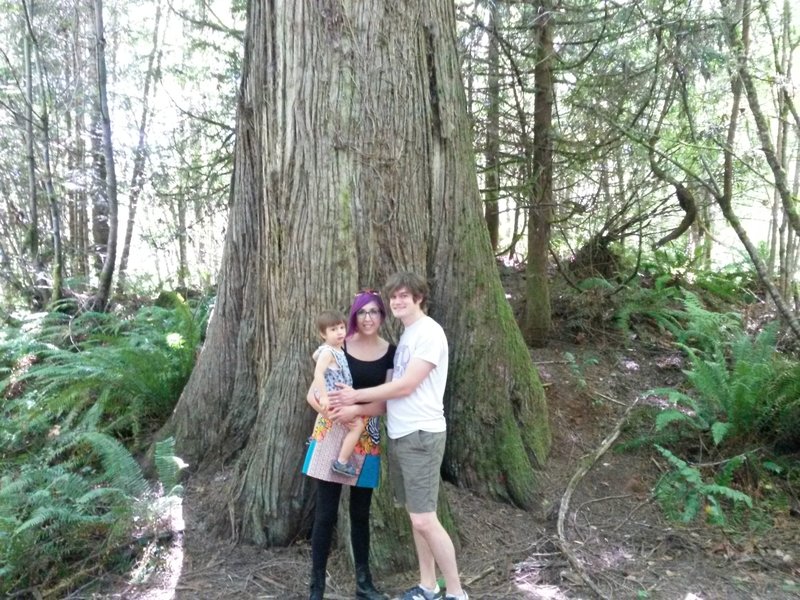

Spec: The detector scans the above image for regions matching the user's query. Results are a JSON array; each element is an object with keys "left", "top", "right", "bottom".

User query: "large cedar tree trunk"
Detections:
[{"left": 169, "top": 0, "right": 550, "bottom": 556}]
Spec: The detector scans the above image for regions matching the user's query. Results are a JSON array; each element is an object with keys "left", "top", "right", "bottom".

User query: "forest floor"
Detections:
[{"left": 83, "top": 274, "right": 800, "bottom": 600}]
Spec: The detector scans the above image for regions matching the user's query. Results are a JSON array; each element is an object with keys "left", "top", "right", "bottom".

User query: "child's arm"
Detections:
[
  {"left": 310, "top": 348, "right": 335, "bottom": 413},
  {"left": 306, "top": 384, "right": 324, "bottom": 414}
]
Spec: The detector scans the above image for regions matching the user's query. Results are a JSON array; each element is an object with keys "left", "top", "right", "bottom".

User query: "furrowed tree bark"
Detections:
[{"left": 169, "top": 0, "right": 550, "bottom": 558}]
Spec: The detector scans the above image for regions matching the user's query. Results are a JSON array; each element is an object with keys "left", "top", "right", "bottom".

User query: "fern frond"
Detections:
[
  {"left": 653, "top": 444, "right": 753, "bottom": 526},
  {"left": 14, "top": 506, "right": 105, "bottom": 536},
  {"left": 60, "top": 431, "right": 148, "bottom": 498},
  {"left": 577, "top": 277, "right": 614, "bottom": 291},
  {"left": 710, "top": 421, "right": 731, "bottom": 446},
  {"left": 154, "top": 437, "right": 187, "bottom": 495},
  {"left": 655, "top": 409, "right": 697, "bottom": 431},
  {"left": 655, "top": 445, "right": 702, "bottom": 485},
  {"left": 702, "top": 484, "right": 752, "bottom": 507}
]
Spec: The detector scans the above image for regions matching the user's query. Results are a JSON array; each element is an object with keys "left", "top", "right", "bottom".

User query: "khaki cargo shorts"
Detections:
[{"left": 388, "top": 430, "right": 446, "bottom": 513}]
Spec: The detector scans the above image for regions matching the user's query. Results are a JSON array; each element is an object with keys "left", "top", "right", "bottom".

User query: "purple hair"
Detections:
[{"left": 347, "top": 290, "right": 387, "bottom": 337}]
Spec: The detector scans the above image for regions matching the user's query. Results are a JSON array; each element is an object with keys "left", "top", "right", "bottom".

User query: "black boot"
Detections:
[
  {"left": 310, "top": 568, "right": 326, "bottom": 600},
  {"left": 355, "top": 564, "right": 389, "bottom": 600}
]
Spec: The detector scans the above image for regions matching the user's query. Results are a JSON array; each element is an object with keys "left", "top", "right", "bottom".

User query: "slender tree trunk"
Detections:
[
  {"left": 90, "top": 108, "right": 108, "bottom": 275},
  {"left": 91, "top": 0, "right": 118, "bottom": 310},
  {"left": 506, "top": 202, "right": 524, "bottom": 260},
  {"left": 22, "top": 2, "right": 38, "bottom": 264},
  {"left": 722, "top": 0, "right": 800, "bottom": 240},
  {"left": 22, "top": 0, "right": 62, "bottom": 302},
  {"left": 779, "top": 213, "right": 789, "bottom": 297},
  {"left": 68, "top": 6, "right": 90, "bottom": 280},
  {"left": 65, "top": 53, "right": 76, "bottom": 279},
  {"left": 37, "top": 88, "right": 63, "bottom": 303},
  {"left": 193, "top": 195, "right": 208, "bottom": 286},
  {"left": 42, "top": 147, "right": 63, "bottom": 303},
  {"left": 720, "top": 0, "right": 800, "bottom": 338},
  {"left": 523, "top": 0, "right": 554, "bottom": 346},
  {"left": 89, "top": 3, "right": 108, "bottom": 280},
  {"left": 176, "top": 193, "right": 188, "bottom": 289},
  {"left": 483, "top": 3, "right": 501, "bottom": 252},
  {"left": 783, "top": 147, "right": 800, "bottom": 297},
  {"left": 167, "top": 0, "right": 549, "bottom": 558},
  {"left": 117, "top": 1, "right": 163, "bottom": 293}
]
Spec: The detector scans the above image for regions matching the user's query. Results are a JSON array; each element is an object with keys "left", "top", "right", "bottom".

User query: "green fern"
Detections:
[
  {"left": 715, "top": 454, "right": 747, "bottom": 488},
  {"left": 680, "top": 325, "right": 779, "bottom": 445},
  {"left": 58, "top": 431, "right": 149, "bottom": 498},
  {"left": 577, "top": 277, "right": 615, "bottom": 291},
  {"left": 649, "top": 387, "right": 709, "bottom": 432},
  {"left": 0, "top": 470, "right": 121, "bottom": 593},
  {"left": 1, "top": 296, "right": 203, "bottom": 447},
  {"left": 763, "top": 361, "right": 800, "bottom": 451},
  {"left": 154, "top": 437, "right": 187, "bottom": 496},
  {"left": 616, "top": 280, "right": 686, "bottom": 339},
  {"left": 654, "top": 445, "right": 752, "bottom": 525},
  {"left": 0, "top": 299, "right": 205, "bottom": 594},
  {"left": 673, "top": 292, "right": 741, "bottom": 354},
  {"left": 655, "top": 408, "right": 699, "bottom": 431},
  {"left": 0, "top": 429, "right": 158, "bottom": 595}
]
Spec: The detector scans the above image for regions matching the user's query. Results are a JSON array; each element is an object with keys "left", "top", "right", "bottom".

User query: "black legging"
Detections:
[{"left": 311, "top": 479, "right": 373, "bottom": 571}]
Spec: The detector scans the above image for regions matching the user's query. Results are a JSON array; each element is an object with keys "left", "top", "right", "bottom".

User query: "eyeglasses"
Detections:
[
  {"left": 354, "top": 288, "right": 381, "bottom": 297},
  {"left": 356, "top": 309, "right": 381, "bottom": 319}
]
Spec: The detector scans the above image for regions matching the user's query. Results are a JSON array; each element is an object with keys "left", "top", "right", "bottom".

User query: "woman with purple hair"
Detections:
[{"left": 302, "top": 289, "right": 396, "bottom": 600}]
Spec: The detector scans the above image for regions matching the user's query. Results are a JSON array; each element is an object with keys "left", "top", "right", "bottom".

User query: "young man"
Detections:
[{"left": 328, "top": 272, "right": 467, "bottom": 600}]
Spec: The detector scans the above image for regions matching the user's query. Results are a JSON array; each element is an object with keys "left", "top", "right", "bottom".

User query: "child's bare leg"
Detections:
[{"left": 337, "top": 419, "right": 365, "bottom": 464}]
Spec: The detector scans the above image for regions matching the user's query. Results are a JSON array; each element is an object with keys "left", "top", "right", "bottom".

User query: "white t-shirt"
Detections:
[{"left": 386, "top": 315, "right": 448, "bottom": 439}]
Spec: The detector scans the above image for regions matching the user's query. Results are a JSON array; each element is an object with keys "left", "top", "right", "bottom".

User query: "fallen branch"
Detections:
[
  {"left": 592, "top": 391, "right": 626, "bottom": 406},
  {"left": 556, "top": 399, "right": 639, "bottom": 600},
  {"left": 464, "top": 565, "right": 495, "bottom": 586}
]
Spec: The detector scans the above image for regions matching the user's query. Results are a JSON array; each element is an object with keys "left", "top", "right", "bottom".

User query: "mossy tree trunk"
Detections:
[{"left": 168, "top": 0, "right": 550, "bottom": 562}]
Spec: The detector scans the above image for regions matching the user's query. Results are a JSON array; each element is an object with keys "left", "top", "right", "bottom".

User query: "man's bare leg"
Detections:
[{"left": 409, "top": 512, "right": 463, "bottom": 596}]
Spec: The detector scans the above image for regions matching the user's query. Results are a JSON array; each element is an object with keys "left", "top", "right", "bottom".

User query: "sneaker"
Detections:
[
  {"left": 399, "top": 584, "right": 442, "bottom": 600},
  {"left": 444, "top": 594, "right": 468, "bottom": 600},
  {"left": 331, "top": 459, "right": 357, "bottom": 476}
]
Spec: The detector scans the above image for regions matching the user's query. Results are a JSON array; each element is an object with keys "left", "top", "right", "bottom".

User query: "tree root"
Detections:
[{"left": 556, "top": 398, "right": 639, "bottom": 600}]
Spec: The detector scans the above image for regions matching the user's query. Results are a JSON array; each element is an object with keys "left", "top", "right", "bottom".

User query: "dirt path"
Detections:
[{"left": 90, "top": 338, "right": 800, "bottom": 600}]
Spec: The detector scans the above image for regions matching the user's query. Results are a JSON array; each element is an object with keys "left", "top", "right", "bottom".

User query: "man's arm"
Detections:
[
  {"left": 329, "top": 400, "right": 386, "bottom": 423},
  {"left": 328, "top": 368, "right": 391, "bottom": 423},
  {"left": 328, "top": 357, "right": 434, "bottom": 406}
]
